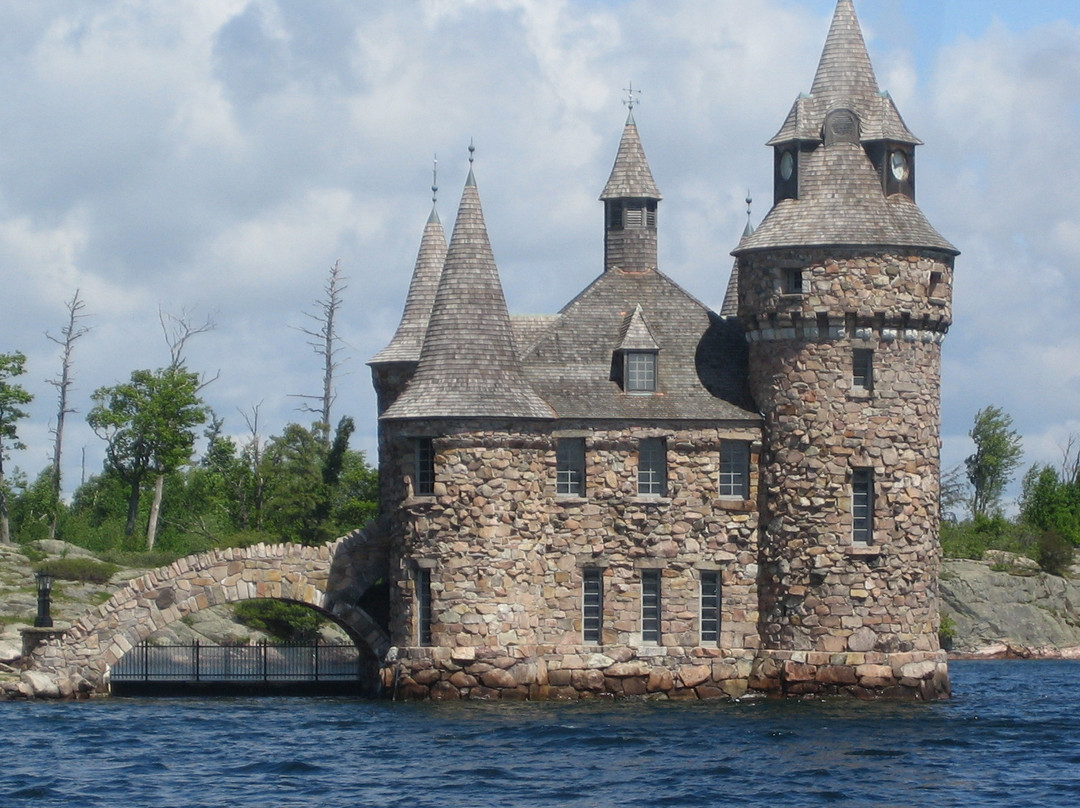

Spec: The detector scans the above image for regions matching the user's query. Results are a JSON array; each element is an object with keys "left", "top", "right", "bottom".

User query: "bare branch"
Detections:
[
  {"left": 159, "top": 306, "right": 217, "bottom": 370},
  {"left": 290, "top": 260, "right": 349, "bottom": 442}
]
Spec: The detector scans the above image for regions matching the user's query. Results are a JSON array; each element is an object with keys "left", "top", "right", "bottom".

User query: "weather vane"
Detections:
[{"left": 623, "top": 81, "right": 642, "bottom": 111}]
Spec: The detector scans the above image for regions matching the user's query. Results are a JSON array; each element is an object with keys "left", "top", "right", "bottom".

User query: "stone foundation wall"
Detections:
[{"left": 383, "top": 646, "right": 949, "bottom": 701}]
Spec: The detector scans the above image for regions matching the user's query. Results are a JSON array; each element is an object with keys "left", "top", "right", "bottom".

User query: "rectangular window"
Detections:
[
  {"left": 783, "top": 267, "right": 804, "bottom": 295},
  {"left": 641, "top": 569, "right": 661, "bottom": 644},
  {"left": 556, "top": 438, "right": 586, "bottom": 497},
  {"left": 625, "top": 352, "right": 657, "bottom": 392},
  {"left": 719, "top": 440, "right": 750, "bottom": 499},
  {"left": 416, "top": 568, "right": 433, "bottom": 646},
  {"left": 700, "top": 570, "right": 722, "bottom": 645},
  {"left": 853, "top": 348, "right": 874, "bottom": 392},
  {"left": 583, "top": 569, "right": 603, "bottom": 644},
  {"left": 638, "top": 438, "right": 667, "bottom": 497},
  {"left": 414, "top": 438, "right": 435, "bottom": 496},
  {"left": 852, "top": 468, "right": 874, "bottom": 545}
]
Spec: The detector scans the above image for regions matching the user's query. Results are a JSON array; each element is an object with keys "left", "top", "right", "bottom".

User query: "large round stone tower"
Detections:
[{"left": 734, "top": 0, "right": 955, "bottom": 697}]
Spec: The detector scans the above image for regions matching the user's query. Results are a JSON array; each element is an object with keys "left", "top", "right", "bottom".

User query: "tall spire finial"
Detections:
[
  {"left": 742, "top": 190, "right": 755, "bottom": 239},
  {"left": 623, "top": 81, "right": 642, "bottom": 112},
  {"left": 468, "top": 139, "right": 475, "bottom": 165},
  {"left": 432, "top": 154, "right": 439, "bottom": 207}
]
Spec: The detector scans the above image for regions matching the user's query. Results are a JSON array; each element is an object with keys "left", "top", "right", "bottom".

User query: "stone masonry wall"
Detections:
[
  {"left": 380, "top": 418, "right": 765, "bottom": 697},
  {"left": 739, "top": 248, "right": 953, "bottom": 675}
]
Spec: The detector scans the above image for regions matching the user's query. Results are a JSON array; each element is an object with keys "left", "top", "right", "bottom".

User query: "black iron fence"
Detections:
[{"left": 112, "top": 639, "right": 362, "bottom": 684}]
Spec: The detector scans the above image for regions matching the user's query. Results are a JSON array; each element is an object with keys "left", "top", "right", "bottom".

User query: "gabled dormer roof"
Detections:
[
  {"left": 369, "top": 205, "right": 447, "bottom": 365},
  {"left": 616, "top": 304, "right": 660, "bottom": 352},
  {"left": 600, "top": 112, "right": 662, "bottom": 201},
  {"left": 382, "top": 167, "right": 553, "bottom": 420},
  {"left": 768, "top": 0, "right": 920, "bottom": 147}
]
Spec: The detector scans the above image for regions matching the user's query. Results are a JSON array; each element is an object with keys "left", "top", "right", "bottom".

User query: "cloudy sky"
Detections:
[{"left": 2, "top": 0, "right": 1078, "bottom": 506}]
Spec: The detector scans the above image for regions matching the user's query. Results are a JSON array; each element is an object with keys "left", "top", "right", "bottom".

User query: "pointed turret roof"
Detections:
[
  {"left": 768, "top": 0, "right": 920, "bottom": 146},
  {"left": 382, "top": 168, "right": 553, "bottom": 420},
  {"left": 600, "top": 112, "right": 662, "bottom": 200},
  {"left": 616, "top": 304, "right": 660, "bottom": 352},
  {"left": 369, "top": 204, "right": 447, "bottom": 365},
  {"left": 740, "top": 0, "right": 955, "bottom": 255}
]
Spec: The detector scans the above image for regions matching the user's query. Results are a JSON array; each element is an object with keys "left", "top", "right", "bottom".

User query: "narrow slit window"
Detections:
[
  {"left": 416, "top": 567, "right": 433, "bottom": 646},
  {"left": 583, "top": 568, "right": 603, "bottom": 644},
  {"left": 556, "top": 438, "right": 586, "bottom": 497},
  {"left": 700, "top": 570, "right": 722, "bottom": 645},
  {"left": 414, "top": 438, "right": 435, "bottom": 496},
  {"left": 852, "top": 468, "right": 874, "bottom": 545},
  {"left": 719, "top": 440, "right": 750, "bottom": 499},
  {"left": 641, "top": 569, "right": 661, "bottom": 644},
  {"left": 853, "top": 349, "right": 874, "bottom": 392},
  {"left": 638, "top": 438, "right": 667, "bottom": 497}
]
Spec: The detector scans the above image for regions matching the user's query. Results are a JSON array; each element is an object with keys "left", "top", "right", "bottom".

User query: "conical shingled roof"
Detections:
[
  {"left": 768, "top": 0, "right": 920, "bottom": 147},
  {"left": 382, "top": 169, "right": 553, "bottom": 420},
  {"left": 369, "top": 206, "right": 447, "bottom": 365},
  {"left": 600, "top": 112, "right": 662, "bottom": 200}
]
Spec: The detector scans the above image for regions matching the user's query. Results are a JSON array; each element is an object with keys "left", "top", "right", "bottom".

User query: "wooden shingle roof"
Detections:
[
  {"left": 369, "top": 207, "right": 447, "bottom": 365},
  {"left": 520, "top": 268, "right": 757, "bottom": 421},
  {"left": 382, "top": 170, "right": 553, "bottom": 420},
  {"left": 600, "top": 112, "right": 662, "bottom": 201}
]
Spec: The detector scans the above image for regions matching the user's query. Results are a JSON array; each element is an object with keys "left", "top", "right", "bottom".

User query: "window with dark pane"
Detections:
[
  {"left": 641, "top": 569, "right": 661, "bottom": 644},
  {"left": 582, "top": 568, "right": 603, "bottom": 644},
  {"left": 719, "top": 440, "right": 750, "bottom": 499},
  {"left": 625, "top": 351, "right": 657, "bottom": 392},
  {"left": 414, "top": 437, "right": 435, "bottom": 496},
  {"left": 853, "top": 348, "right": 874, "bottom": 392},
  {"left": 852, "top": 468, "right": 874, "bottom": 545},
  {"left": 416, "top": 567, "right": 433, "bottom": 646},
  {"left": 638, "top": 438, "right": 667, "bottom": 497},
  {"left": 700, "top": 570, "right": 722, "bottom": 645},
  {"left": 556, "top": 438, "right": 586, "bottom": 497}
]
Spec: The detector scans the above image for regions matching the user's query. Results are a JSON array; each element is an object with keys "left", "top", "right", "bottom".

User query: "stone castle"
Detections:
[{"left": 368, "top": 0, "right": 955, "bottom": 700}]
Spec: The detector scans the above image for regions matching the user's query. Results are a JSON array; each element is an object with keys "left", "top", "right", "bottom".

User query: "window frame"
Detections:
[
  {"left": 638, "top": 438, "right": 667, "bottom": 497},
  {"left": 414, "top": 437, "right": 435, "bottom": 496},
  {"left": 782, "top": 267, "right": 804, "bottom": 295},
  {"left": 852, "top": 467, "right": 875, "bottom": 545},
  {"left": 700, "top": 570, "right": 722, "bottom": 645},
  {"left": 556, "top": 438, "right": 586, "bottom": 497},
  {"left": 625, "top": 351, "right": 657, "bottom": 393},
  {"left": 582, "top": 568, "right": 603, "bottom": 645},
  {"left": 416, "top": 567, "right": 433, "bottom": 646},
  {"left": 853, "top": 348, "right": 874, "bottom": 393},
  {"left": 718, "top": 440, "right": 751, "bottom": 500},
  {"left": 641, "top": 569, "right": 661, "bottom": 644}
]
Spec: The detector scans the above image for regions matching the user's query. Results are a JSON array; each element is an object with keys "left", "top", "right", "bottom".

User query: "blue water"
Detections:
[{"left": 4, "top": 660, "right": 1079, "bottom": 807}]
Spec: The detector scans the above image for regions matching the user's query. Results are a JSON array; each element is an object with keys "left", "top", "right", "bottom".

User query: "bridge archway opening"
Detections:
[{"left": 109, "top": 596, "right": 384, "bottom": 697}]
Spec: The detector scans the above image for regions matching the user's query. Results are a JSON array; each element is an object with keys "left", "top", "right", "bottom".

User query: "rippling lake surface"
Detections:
[{"left": 5, "top": 660, "right": 1080, "bottom": 807}]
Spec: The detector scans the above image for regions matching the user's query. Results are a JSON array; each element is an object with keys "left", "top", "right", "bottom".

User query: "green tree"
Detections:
[
  {"left": 0, "top": 352, "right": 34, "bottom": 545},
  {"left": 87, "top": 367, "right": 208, "bottom": 545},
  {"left": 1020, "top": 464, "right": 1080, "bottom": 545},
  {"left": 965, "top": 406, "right": 1023, "bottom": 518}
]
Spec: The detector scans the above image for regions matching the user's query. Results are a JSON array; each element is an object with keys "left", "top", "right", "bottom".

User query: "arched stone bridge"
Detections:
[{"left": 27, "top": 521, "right": 390, "bottom": 694}]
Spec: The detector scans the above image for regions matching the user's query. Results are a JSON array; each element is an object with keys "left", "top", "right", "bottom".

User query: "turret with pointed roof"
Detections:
[
  {"left": 382, "top": 164, "right": 552, "bottom": 420},
  {"left": 368, "top": 202, "right": 447, "bottom": 415},
  {"left": 601, "top": 112, "right": 662, "bottom": 274}
]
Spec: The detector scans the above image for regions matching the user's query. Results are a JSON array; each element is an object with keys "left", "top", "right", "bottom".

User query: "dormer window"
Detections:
[{"left": 625, "top": 351, "right": 657, "bottom": 392}]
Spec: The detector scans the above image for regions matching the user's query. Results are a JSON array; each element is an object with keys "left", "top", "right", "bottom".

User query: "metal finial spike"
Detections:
[
  {"left": 432, "top": 154, "right": 438, "bottom": 205},
  {"left": 468, "top": 139, "right": 475, "bottom": 164},
  {"left": 623, "top": 81, "right": 642, "bottom": 111},
  {"left": 746, "top": 191, "right": 753, "bottom": 218}
]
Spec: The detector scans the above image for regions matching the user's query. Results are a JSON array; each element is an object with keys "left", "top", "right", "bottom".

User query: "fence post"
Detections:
[
  {"left": 262, "top": 639, "right": 269, "bottom": 684},
  {"left": 142, "top": 641, "right": 149, "bottom": 682},
  {"left": 193, "top": 638, "right": 200, "bottom": 682},
  {"left": 314, "top": 642, "right": 320, "bottom": 682}
]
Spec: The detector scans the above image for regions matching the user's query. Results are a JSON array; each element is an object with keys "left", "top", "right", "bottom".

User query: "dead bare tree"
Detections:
[
  {"left": 45, "top": 289, "right": 91, "bottom": 539},
  {"left": 145, "top": 308, "right": 217, "bottom": 549},
  {"left": 240, "top": 403, "right": 266, "bottom": 530},
  {"left": 292, "top": 260, "right": 348, "bottom": 445}
]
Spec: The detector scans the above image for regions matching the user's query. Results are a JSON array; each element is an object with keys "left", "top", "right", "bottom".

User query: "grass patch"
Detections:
[
  {"left": 97, "top": 549, "right": 180, "bottom": 570},
  {"left": 36, "top": 557, "right": 120, "bottom": 585}
]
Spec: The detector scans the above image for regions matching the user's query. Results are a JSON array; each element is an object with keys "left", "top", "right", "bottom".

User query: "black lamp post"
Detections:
[{"left": 34, "top": 571, "right": 54, "bottom": 628}]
